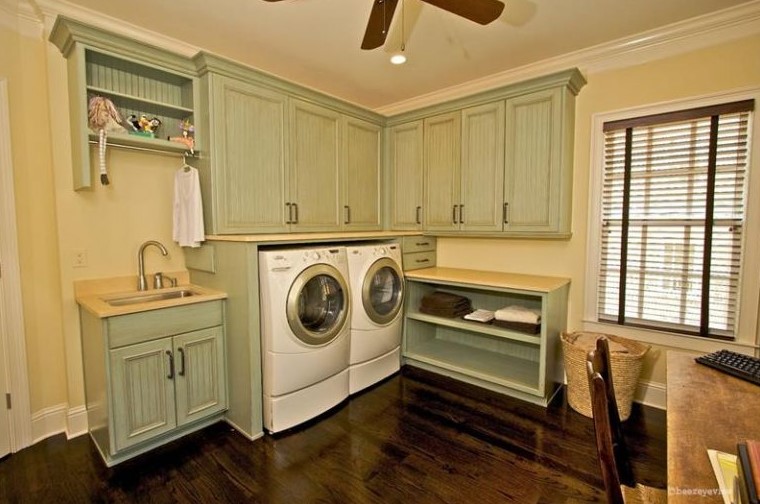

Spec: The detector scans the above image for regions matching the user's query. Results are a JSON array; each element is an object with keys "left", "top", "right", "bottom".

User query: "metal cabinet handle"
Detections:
[
  {"left": 452, "top": 205, "right": 458, "bottom": 224},
  {"left": 459, "top": 204, "right": 464, "bottom": 224},
  {"left": 415, "top": 206, "right": 422, "bottom": 225},
  {"left": 415, "top": 258, "right": 430, "bottom": 263},
  {"left": 415, "top": 241, "right": 429, "bottom": 247},
  {"left": 178, "top": 347, "right": 185, "bottom": 377},
  {"left": 292, "top": 203, "right": 299, "bottom": 224},
  {"left": 503, "top": 202, "right": 509, "bottom": 224},
  {"left": 166, "top": 350, "right": 174, "bottom": 380},
  {"left": 344, "top": 205, "right": 350, "bottom": 225},
  {"left": 285, "top": 202, "right": 292, "bottom": 224}
]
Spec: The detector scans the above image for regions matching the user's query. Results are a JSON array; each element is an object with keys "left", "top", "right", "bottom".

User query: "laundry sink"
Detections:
[{"left": 103, "top": 289, "right": 196, "bottom": 307}]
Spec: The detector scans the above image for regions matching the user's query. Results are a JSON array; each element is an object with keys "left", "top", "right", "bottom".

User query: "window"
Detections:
[{"left": 596, "top": 100, "right": 754, "bottom": 339}]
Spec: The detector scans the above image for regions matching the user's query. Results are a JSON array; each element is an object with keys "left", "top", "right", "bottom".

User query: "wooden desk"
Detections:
[{"left": 668, "top": 351, "right": 760, "bottom": 502}]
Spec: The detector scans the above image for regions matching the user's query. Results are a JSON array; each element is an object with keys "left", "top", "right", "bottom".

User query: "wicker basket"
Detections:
[{"left": 561, "top": 332, "right": 649, "bottom": 421}]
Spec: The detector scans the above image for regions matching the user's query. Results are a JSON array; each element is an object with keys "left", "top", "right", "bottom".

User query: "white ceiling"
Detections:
[{"left": 54, "top": 0, "right": 756, "bottom": 110}]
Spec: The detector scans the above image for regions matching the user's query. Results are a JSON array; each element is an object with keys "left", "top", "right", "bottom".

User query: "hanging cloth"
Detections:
[{"left": 173, "top": 164, "right": 205, "bottom": 247}]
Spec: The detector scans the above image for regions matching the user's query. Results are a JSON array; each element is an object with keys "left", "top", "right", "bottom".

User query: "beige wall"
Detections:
[
  {"left": 4, "top": 11, "right": 760, "bottom": 427},
  {"left": 438, "top": 33, "right": 760, "bottom": 386}
]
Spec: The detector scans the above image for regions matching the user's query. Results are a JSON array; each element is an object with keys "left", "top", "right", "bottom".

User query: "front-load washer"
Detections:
[
  {"left": 259, "top": 245, "right": 351, "bottom": 433},
  {"left": 346, "top": 242, "right": 405, "bottom": 394}
]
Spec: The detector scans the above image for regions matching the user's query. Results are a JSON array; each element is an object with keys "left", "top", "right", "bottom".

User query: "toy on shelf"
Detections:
[
  {"left": 87, "top": 95, "right": 127, "bottom": 185},
  {"left": 127, "top": 114, "right": 163, "bottom": 138},
  {"left": 168, "top": 119, "right": 195, "bottom": 154}
]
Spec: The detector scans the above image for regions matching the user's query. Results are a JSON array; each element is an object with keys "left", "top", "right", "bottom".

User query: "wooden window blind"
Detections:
[{"left": 598, "top": 100, "right": 753, "bottom": 338}]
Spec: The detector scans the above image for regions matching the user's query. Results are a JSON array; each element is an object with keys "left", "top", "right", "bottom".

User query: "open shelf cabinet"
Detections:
[
  {"left": 50, "top": 16, "right": 199, "bottom": 190},
  {"left": 403, "top": 267, "right": 569, "bottom": 406}
]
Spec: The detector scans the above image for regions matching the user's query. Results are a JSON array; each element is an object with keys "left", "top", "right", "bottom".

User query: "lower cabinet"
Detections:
[
  {"left": 80, "top": 300, "right": 227, "bottom": 466},
  {"left": 403, "top": 267, "right": 569, "bottom": 406}
]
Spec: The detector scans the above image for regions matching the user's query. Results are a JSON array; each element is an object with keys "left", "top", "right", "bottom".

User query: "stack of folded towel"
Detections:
[
  {"left": 493, "top": 305, "right": 541, "bottom": 334},
  {"left": 419, "top": 291, "right": 472, "bottom": 318}
]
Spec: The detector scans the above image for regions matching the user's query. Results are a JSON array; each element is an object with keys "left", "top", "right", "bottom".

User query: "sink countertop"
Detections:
[{"left": 75, "top": 273, "right": 227, "bottom": 318}]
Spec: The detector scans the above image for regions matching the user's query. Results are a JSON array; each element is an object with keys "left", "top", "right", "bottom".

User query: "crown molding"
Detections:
[
  {"left": 375, "top": 0, "right": 760, "bottom": 116},
  {"left": 30, "top": 0, "right": 198, "bottom": 56}
]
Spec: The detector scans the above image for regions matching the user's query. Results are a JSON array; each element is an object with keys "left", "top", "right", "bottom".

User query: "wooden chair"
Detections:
[{"left": 586, "top": 337, "right": 667, "bottom": 504}]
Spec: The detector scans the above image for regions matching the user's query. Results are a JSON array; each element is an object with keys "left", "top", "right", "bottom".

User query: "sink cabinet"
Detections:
[{"left": 80, "top": 300, "right": 226, "bottom": 466}]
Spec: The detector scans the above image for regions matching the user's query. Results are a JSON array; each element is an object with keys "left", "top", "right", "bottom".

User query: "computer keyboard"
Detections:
[{"left": 695, "top": 349, "right": 760, "bottom": 386}]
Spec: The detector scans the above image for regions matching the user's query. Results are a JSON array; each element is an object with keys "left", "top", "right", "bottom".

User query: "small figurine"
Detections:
[
  {"left": 168, "top": 119, "right": 195, "bottom": 154},
  {"left": 145, "top": 117, "right": 162, "bottom": 134},
  {"left": 127, "top": 114, "right": 141, "bottom": 132}
]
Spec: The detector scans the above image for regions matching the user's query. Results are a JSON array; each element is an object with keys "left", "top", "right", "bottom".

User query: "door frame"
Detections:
[{"left": 0, "top": 77, "right": 33, "bottom": 453}]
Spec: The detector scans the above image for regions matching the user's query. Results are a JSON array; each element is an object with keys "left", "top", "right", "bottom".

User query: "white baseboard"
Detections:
[
  {"left": 224, "top": 418, "right": 264, "bottom": 442},
  {"left": 31, "top": 403, "right": 89, "bottom": 443},
  {"left": 634, "top": 380, "right": 667, "bottom": 411}
]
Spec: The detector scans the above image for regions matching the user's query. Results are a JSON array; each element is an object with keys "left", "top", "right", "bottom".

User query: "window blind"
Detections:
[{"left": 598, "top": 100, "right": 753, "bottom": 338}]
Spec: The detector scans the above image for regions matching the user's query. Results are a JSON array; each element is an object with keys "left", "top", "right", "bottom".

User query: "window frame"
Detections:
[{"left": 584, "top": 88, "right": 760, "bottom": 354}]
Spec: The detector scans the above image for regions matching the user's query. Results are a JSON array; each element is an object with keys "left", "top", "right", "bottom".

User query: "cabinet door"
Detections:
[
  {"left": 424, "top": 112, "right": 461, "bottom": 231},
  {"left": 389, "top": 121, "right": 424, "bottom": 230},
  {"left": 110, "top": 338, "right": 176, "bottom": 451},
  {"left": 341, "top": 116, "right": 382, "bottom": 231},
  {"left": 289, "top": 99, "right": 342, "bottom": 232},
  {"left": 504, "top": 88, "right": 564, "bottom": 233},
  {"left": 460, "top": 102, "right": 505, "bottom": 232},
  {"left": 211, "top": 76, "right": 289, "bottom": 233},
  {"left": 174, "top": 327, "right": 227, "bottom": 426}
]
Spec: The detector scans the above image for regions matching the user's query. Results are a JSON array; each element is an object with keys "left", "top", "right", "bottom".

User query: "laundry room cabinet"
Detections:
[
  {"left": 194, "top": 53, "right": 384, "bottom": 235},
  {"left": 388, "top": 120, "right": 424, "bottom": 230},
  {"left": 79, "top": 300, "right": 227, "bottom": 466},
  {"left": 402, "top": 267, "right": 569, "bottom": 406}
]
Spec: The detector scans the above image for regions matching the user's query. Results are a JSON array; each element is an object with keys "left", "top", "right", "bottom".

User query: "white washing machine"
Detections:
[
  {"left": 346, "top": 242, "right": 405, "bottom": 394},
  {"left": 259, "top": 245, "right": 351, "bottom": 433}
]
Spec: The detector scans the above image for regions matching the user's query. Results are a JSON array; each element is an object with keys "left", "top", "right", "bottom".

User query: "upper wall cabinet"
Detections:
[
  {"left": 193, "top": 53, "right": 384, "bottom": 235},
  {"left": 388, "top": 121, "right": 424, "bottom": 230},
  {"left": 387, "top": 68, "right": 585, "bottom": 238},
  {"left": 50, "top": 17, "right": 199, "bottom": 190}
]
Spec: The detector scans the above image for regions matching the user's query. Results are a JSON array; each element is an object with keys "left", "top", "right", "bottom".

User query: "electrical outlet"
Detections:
[{"left": 72, "top": 249, "right": 88, "bottom": 268}]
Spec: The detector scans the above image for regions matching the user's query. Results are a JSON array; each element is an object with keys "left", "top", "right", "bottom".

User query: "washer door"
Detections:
[
  {"left": 362, "top": 258, "right": 404, "bottom": 325},
  {"left": 286, "top": 264, "right": 349, "bottom": 346}
]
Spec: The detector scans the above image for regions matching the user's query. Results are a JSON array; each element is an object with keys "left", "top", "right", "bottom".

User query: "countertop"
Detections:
[
  {"left": 404, "top": 267, "right": 571, "bottom": 293},
  {"left": 205, "top": 231, "right": 422, "bottom": 243},
  {"left": 75, "top": 273, "right": 227, "bottom": 318}
]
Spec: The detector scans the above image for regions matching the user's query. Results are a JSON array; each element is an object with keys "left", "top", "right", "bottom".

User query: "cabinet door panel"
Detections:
[
  {"left": 424, "top": 112, "right": 461, "bottom": 231},
  {"left": 290, "top": 99, "right": 341, "bottom": 231},
  {"left": 110, "top": 338, "right": 176, "bottom": 451},
  {"left": 342, "top": 117, "right": 382, "bottom": 230},
  {"left": 213, "top": 76, "right": 289, "bottom": 233},
  {"left": 389, "top": 121, "right": 424, "bottom": 230},
  {"left": 174, "top": 327, "right": 226, "bottom": 426},
  {"left": 505, "top": 88, "right": 562, "bottom": 233},
  {"left": 461, "top": 102, "right": 505, "bottom": 232}
]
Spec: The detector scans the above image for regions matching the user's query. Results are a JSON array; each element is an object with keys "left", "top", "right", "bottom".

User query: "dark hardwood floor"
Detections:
[{"left": 0, "top": 367, "right": 666, "bottom": 503}]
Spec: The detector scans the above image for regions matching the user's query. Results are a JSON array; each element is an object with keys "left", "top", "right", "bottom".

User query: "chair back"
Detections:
[{"left": 587, "top": 337, "right": 635, "bottom": 504}]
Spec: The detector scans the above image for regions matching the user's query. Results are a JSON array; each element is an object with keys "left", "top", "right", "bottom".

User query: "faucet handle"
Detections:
[{"left": 153, "top": 272, "right": 164, "bottom": 289}]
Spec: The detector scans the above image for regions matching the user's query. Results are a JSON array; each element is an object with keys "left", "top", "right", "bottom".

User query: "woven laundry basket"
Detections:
[{"left": 561, "top": 332, "right": 649, "bottom": 421}]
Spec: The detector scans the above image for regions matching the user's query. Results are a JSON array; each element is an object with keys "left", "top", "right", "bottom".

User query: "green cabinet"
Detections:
[
  {"left": 341, "top": 116, "right": 382, "bottom": 230},
  {"left": 504, "top": 87, "right": 574, "bottom": 235},
  {"left": 80, "top": 300, "right": 226, "bottom": 466},
  {"left": 424, "top": 103, "right": 505, "bottom": 232},
  {"left": 388, "top": 121, "right": 424, "bottom": 230},
  {"left": 202, "top": 75, "right": 289, "bottom": 234},
  {"left": 49, "top": 17, "right": 199, "bottom": 190}
]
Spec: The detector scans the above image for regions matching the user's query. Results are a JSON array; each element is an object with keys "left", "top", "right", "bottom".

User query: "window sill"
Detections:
[{"left": 581, "top": 319, "right": 757, "bottom": 354}]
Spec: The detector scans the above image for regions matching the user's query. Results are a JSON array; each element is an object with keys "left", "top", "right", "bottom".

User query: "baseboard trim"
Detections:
[
  {"left": 634, "top": 380, "right": 667, "bottom": 411},
  {"left": 224, "top": 418, "right": 264, "bottom": 442},
  {"left": 31, "top": 404, "right": 89, "bottom": 443}
]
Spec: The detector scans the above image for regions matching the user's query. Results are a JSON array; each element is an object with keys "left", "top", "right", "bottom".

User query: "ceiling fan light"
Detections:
[{"left": 390, "top": 53, "right": 407, "bottom": 65}]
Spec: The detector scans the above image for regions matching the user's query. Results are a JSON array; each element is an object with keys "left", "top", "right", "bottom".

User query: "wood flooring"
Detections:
[{"left": 0, "top": 366, "right": 666, "bottom": 503}]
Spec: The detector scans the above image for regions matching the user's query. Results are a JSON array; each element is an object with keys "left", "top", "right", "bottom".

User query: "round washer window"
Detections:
[
  {"left": 287, "top": 264, "right": 349, "bottom": 346},
  {"left": 362, "top": 258, "right": 404, "bottom": 325}
]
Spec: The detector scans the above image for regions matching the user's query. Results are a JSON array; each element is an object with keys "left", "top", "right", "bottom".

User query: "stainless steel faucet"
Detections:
[{"left": 137, "top": 240, "right": 168, "bottom": 291}]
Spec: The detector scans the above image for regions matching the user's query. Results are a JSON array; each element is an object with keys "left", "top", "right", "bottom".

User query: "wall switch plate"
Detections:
[{"left": 72, "top": 249, "right": 88, "bottom": 268}]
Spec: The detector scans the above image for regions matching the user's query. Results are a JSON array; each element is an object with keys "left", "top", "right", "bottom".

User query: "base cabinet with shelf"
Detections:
[
  {"left": 80, "top": 300, "right": 227, "bottom": 466},
  {"left": 403, "top": 267, "right": 569, "bottom": 406}
]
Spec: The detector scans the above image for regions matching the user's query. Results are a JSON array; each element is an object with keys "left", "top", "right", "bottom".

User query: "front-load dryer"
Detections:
[
  {"left": 346, "top": 242, "right": 404, "bottom": 394},
  {"left": 259, "top": 245, "right": 351, "bottom": 433}
]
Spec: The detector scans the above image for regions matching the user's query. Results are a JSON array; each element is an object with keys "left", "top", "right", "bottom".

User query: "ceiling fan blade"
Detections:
[
  {"left": 361, "top": 0, "right": 399, "bottom": 50},
  {"left": 421, "top": 0, "right": 505, "bottom": 25}
]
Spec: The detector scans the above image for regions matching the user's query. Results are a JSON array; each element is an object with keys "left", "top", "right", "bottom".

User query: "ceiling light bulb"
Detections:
[{"left": 390, "top": 53, "right": 407, "bottom": 65}]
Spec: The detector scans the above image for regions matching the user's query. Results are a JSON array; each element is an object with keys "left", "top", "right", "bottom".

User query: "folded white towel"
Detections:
[
  {"left": 173, "top": 166, "right": 205, "bottom": 248},
  {"left": 494, "top": 305, "right": 541, "bottom": 325}
]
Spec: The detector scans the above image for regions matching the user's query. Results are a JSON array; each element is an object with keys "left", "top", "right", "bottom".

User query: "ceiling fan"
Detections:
[{"left": 263, "top": 0, "right": 505, "bottom": 50}]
